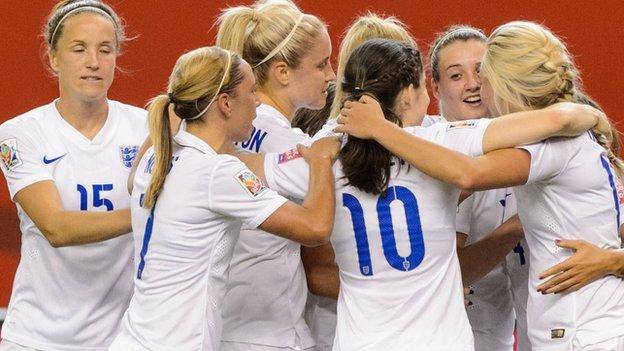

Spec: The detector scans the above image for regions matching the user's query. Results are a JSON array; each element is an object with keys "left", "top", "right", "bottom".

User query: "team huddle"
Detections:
[{"left": 1, "top": 0, "right": 624, "bottom": 350}]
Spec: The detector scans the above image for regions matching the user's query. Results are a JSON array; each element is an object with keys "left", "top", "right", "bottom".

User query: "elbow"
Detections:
[
  {"left": 38, "top": 222, "right": 71, "bottom": 248},
  {"left": 300, "top": 221, "right": 333, "bottom": 247},
  {"left": 454, "top": 172, "right": 480, "bottom": 192}
]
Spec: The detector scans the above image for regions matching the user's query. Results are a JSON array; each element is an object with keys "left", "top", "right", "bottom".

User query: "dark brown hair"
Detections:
[{"left": 339, "top": 39, "right": 423, "bottom": 194}]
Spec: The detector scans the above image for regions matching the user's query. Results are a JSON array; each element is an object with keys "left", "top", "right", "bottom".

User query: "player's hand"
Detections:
[
  {"left": 538, "top": 239, "right": 621, "bottom": 294},
  {"left": 335, "top": 95, "right": 387, "bottom": 139},
  {"left": 297, "top": 136, "right": 340, "bottom": 163}
]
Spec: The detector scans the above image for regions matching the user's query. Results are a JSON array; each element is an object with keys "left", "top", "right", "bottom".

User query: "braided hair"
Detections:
[{"left": 339, "top": 39, "right": 423, "bottom": 194}]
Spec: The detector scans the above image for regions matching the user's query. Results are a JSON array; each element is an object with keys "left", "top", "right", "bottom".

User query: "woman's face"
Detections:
[
  {"left": 229, "top": 61, "right": 261, "bottom": 142},
  {"left": 49, "top": 12, "right": 117, "bottom": 104},
  {"left": 287, "top": 29, "right": 336, "bottom": 112},
  {"left": 479, "top": 72, "right": 499, "bottom": 117},
  {"left": 432, "top": 39, "right": 488, "bottom": 121}
]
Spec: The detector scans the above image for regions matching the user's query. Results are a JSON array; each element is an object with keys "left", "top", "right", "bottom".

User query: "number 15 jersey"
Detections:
[{"left": 264, "top": 119, "right": 491, "bottom": 351}]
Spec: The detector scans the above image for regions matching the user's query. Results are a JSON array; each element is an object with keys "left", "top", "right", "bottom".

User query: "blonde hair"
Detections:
[
  {"left": 429, "top": 24, "right": 486, "bottom": 82},
  {"left": 481, "top": 21, "right": 580, "bottom": 115},
  {"left": 482, "top": 21, "right": 624, "bottom": 179},
  {"left": 216, "top": 1, "right": 325, "bottom": 86},
  {"left": 143, "top": 47, "right": 244, "bottom": 209},
  {"left": 330, "top": 13, "right": 416, "bottom": 119},
  {"left": 44, "top": 0, "right": 125, "bottom": 53}
]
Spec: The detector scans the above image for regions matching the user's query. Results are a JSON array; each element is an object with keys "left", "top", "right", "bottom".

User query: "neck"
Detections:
[
  {"left": 185, "top": 118, "right": 232, "bottom": 154},
  {"left": 56, "top": 96, "right": 108, "bottom": 140},
  {"left": 257, "top": 90, "right": 294, "bottom": 122}
]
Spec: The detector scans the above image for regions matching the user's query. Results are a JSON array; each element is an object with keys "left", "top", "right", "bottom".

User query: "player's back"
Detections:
[{"left": 331, "top": 161, "right": 472, "bottom": 351}]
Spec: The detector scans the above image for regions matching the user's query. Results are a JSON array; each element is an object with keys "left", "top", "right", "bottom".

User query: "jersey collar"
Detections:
[{"left": 173, "top": 129, "right": 216, "bottom": 155}]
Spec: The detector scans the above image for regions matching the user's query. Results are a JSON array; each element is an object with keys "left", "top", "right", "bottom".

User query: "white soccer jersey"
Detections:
[
  {"left": 302, "top": 114, "right": 448, "bottom": 350},
  {"left": 515, "top": 132, "right": 624, "bottom": 350},
  {"left": 0, "top": 100, "right": 147, "bottom": 350},
  {"left": 265, "top": 119, "right": 492, "bottom": 351},
  {"left": 221, "top": 104, "right": 314, "bottom": 349},
  {"left": 457, "top": 189, "right": 530, "bottom": 351},
  {"left": 111, "top": 130, "right": 288, "bottom": 351}
]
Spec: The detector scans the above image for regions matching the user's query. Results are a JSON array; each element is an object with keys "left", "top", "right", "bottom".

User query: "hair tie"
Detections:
[
  {"left": 353, "top": 87, "right": 364, "bottom": 95},
  {"left": 253, "top": 13, "right": 305, "bottom": 68},
  {"left": 167, "top": 92, "right": 177, "bottom": 104}
]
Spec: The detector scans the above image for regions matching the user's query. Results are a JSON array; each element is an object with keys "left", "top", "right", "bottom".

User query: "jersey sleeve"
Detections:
[
  {"left": 517, "top": 137, "right": 570, "bottom": 183},
  {"left": 208, "top": 157, "right": 288, "bottom": 229},
  {"left": 407, "top": 118, "right": 492, "bottom": 157},
  {"left": 456, "top": 193, "right": 474, "bottom": 237},
  {"left": 0, "top": 121, "right": 53, "bottom": 200},
  {"left": 263, "top": 149, "right": 310, "bottom": 200}
]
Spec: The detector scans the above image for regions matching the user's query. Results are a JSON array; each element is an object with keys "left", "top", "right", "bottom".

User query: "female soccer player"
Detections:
[
  {"left": 0, "top": 1, "right": 145, "bottom": 349},
  {"left": 215, "top": 2, "right": 334, "bottom": 350},
  {"left": 110, "top": 46, "right": 338, "bottom": 351},
  {"left": 262, "top": 38, "right": 605, "bottom": 351},
  {"left": 429, "top": 24, "right": 530, "bottom": 351},
  {"left": 338, "top": 22, "right": 623, "bottom": 350}
]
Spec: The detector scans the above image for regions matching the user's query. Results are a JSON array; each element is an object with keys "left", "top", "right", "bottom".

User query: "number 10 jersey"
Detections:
[{"left": 264, "top": 119, "right": 492, "bottom": 351}]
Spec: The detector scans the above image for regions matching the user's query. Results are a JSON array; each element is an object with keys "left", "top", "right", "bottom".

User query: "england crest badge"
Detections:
[{"left": 120, "top": 145, "right": 139, "bottom": 168}]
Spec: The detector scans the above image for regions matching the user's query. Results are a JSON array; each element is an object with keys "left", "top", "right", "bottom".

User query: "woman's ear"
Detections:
[
  {"left": 216, "top": 93, "right": 231, "bottom": 117},
  {"left": 48, "top": 50, "right": 59, "bottom": 74},
  {"left": 268, "top": 61, "right": 290, "bottom": 87},
  {"left": 431, "top": 78, "right": 440, "bottom": 100}
]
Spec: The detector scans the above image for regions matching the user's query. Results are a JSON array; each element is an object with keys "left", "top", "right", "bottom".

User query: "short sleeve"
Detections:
[
  {"left": 263, "top": 149, "right": 310, "bottom": 200},
  {"left": 517, "top": 138, "right": 569, "bottom": 183},
  {"left": 309, "top": 119, "right": 342, "bottom": 144},
  {"left": 456, "top": 194, "right": 474, "bottom": 236},
  {"left": 0, "top": 122, "right": 53, "bottom": 200},
  {"left": 408, "top": 118, "right": 492, "bottom": 157},
  {"left": 208, "top": 157, "right": 288, "bottom": 229}
]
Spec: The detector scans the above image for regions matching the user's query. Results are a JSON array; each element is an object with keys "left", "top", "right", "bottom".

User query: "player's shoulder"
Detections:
[
  {"left": 109, "top": 100, "right": 147, "bottom": 124},
  {"left": 1, "top": 103, "right": 52, "bottom": 129}
]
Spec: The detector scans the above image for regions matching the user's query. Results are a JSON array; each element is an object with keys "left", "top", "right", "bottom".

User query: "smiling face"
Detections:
[
  {"left": 287, "top": 29, "right": 336, "bottom": 111},
  {"left": 49, "top": 12, "right": 117, "bottom": 104},
  {"left": 432, "top": 39, "right": 488, "bottom": 121}
]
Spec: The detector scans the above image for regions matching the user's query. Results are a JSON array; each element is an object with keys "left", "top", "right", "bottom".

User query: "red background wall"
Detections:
[{"left": 0, "top": 0, "right": 623, "bottom": 307}]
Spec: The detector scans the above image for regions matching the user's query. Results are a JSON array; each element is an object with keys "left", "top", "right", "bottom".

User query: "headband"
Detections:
[
  {"left": 253, "top": 13, "right": 305, "bottom": 68},
  {"left": 188, "top": 51, "right": 233, "bottom": 121},
  {"left": 51, "top": 5, "right": 117, "bottom": 46}
]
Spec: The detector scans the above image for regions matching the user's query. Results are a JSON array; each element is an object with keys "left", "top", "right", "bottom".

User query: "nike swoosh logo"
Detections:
[{"left": 43, "top": 154, "right": 67, "bottom": 164}]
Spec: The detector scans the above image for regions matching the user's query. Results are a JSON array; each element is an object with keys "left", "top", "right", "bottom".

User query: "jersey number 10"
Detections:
[{"left": 343, "top": 186, "right": 425, "bottom": 276}]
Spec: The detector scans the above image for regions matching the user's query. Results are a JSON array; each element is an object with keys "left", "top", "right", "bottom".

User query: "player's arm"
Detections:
[
  {"left": 335, "top": 97, "right": 604, "bottom": 190},
  {"left": 538, "top": 240, "right": 624, "bottom": 294},
  {"left": 258, "top": 137, "right": 340, "bottom": 247},
  {"left": 458, "top": 215, "right": 525, "bottom": 285},
  {"left": 14, "top": 181, "right": 131, "bottom": 247},
  {"left": 302, "top": 243, "right": 340, "bottom": 299}
]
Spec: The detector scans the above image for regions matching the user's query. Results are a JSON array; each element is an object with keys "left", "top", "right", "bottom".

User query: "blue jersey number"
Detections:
[
  {"left": 343, "top": 186, "right": 425, "bottom": 276},
  {"left": 76, "top": 183, "right": 114, "bottom": 211},
  {"left": 137, "top": 193, "right": 155, "bottom": 280}
]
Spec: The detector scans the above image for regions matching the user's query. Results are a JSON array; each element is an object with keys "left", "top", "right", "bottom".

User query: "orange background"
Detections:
[{"left": 0, "top": 0, "right": 623, "bottom": 307}]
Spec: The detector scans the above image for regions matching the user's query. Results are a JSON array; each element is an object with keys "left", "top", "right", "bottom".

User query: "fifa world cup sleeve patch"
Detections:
[
  {"left": 278, "top": 148, "right": 302, "bottom": 164},
  {"left": 447, "top": 120, "right": 478, "bottom": 130},
  {"left": 0, "top": 138, "right": 23, "bottom": 171},
  {"left": 235, "top": 169, "right": 267, "bottom": 198},
  {"left": 616, "top": 176, "right": 624, "bottom": 205}
]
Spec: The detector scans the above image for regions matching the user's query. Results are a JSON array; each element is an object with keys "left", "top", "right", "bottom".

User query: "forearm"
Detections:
[
  {"left": 459, "top": 216, "right": 524, "bottom": 285},
  {"left": 43, "top": 208, "right": 132, "bottom": 247},
  {"left": 300, "top": 157, "right": 335, "bottom": 235},
  {"left": 371, "top": 121, "right": 476, "bottom": 188},
  {"left": 483, "top": 106, "right": 598, "bottom": 154},
  {"left": 607, "top": 249, "right": 624, "bottom": 277},
  {"left": 305, "top": 264, "right": 340, "bottom": 299}
]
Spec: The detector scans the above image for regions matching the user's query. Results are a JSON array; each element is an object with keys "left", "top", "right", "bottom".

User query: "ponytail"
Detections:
[{"left": 143, "top": 95, "right": 172, "bottom": 209}]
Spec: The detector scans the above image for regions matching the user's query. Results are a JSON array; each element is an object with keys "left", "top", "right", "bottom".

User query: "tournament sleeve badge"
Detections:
[
  {"left": 235, "top": 169, "right": 267, "bottom": 198},
  {"left": 120, "top": 145, "right": 140, "bottom": 168},
  {"left": 278, "top": 148, "right": 302, "bottom": 164},
  {"left": 446, "top": 120, "right": 477, "bottom": 130},
  {"left": 0, "top": 138, "right": 23, "bottom": 171}
]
